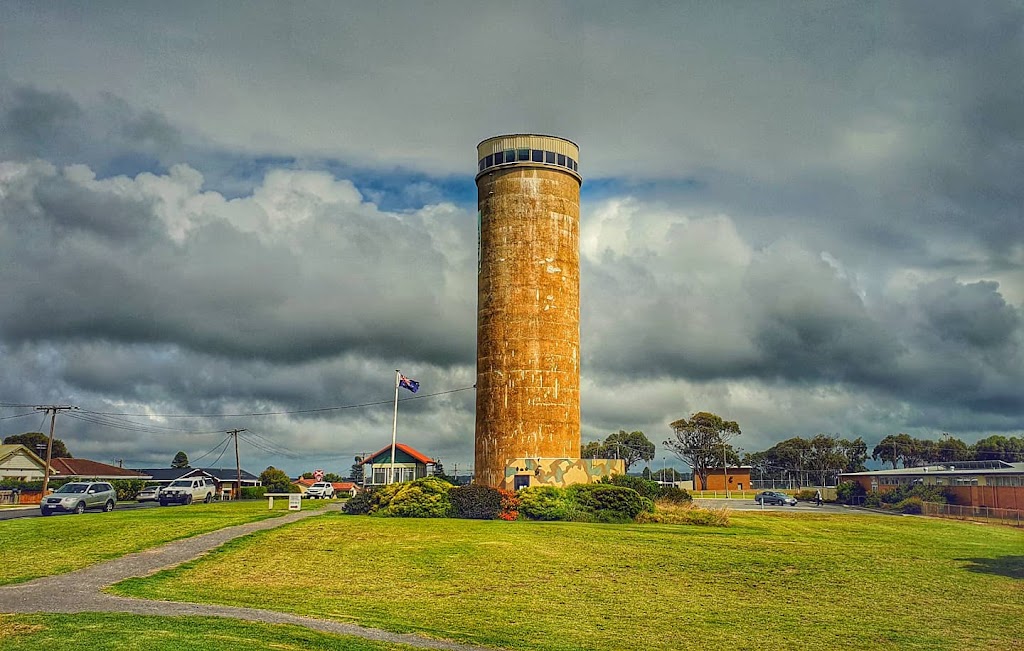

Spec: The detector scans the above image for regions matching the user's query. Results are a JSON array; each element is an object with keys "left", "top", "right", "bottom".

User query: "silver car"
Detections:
[
  {"left": 136, "top": 484, "right": 163, "bottom": 502},
  {"left": 40, "top": 481, "right": 117, "bottom": 515}
]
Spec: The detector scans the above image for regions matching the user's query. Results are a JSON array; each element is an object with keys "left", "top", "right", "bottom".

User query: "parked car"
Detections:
[
  {"left": 136, "top": 484, "right": 164, "bottom": 502},
  {"left": 160, "top": 477, "right": 216, "bottom": 506},
  {"left": 40, "top": 482, "right": 117, "bottom": 515},
  {"left": 305, "top": 482, "right": 336, "bottom": 499},
  {"left": 755, "top": 490, "right": 798, "bottom": 506}
]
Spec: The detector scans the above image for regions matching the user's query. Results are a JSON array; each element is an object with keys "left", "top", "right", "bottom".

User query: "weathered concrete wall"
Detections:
[
  {"left": 502, "top": 458, "right": 624, "bottom": 491},
  {"left": 475, "top": 137, "right": 581, "bottom": 489}
]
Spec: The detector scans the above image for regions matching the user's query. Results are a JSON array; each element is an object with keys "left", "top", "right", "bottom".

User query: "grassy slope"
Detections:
[
  {"left": 0, "top": 613, "right": 417, "bottom": 651},
  {"left": 0, "top": 500, "right": 327, "bottom": 585},
  {"left": 111, "top": 512, "right": 1024, "bottom": 651}
]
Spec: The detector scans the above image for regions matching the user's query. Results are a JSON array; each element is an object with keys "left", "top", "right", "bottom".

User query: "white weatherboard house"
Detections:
[{"left": 0, "top": 444, "right": 51, "bottom": 481}]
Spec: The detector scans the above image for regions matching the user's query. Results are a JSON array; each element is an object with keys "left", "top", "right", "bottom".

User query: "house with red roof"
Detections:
[
  {"left": 358, "top": 443, "right": 435, "bottom": 485},
  {"left": 51, "top": 458, "right": 150, "bottom": 481}
]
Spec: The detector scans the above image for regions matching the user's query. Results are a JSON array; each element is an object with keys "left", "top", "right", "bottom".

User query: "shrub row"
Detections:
[
  {"left": 863, "top": 484, "right": 952, "bottom": 513},
  {"left": 834, "top": 480, "right": 952, "bottom": 514},
  {"left": 344, "top": 477, "right": 662, "bottom": 524},
  {"left": 598, "top": 474, "right": 692, "bottom": 504}
]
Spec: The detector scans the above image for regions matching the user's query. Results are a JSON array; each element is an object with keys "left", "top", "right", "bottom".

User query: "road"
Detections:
[
  {"left": 0, "top": 501, "right": 161, "bottom": 521},
  {"left": 693, "top": 498, "right": 888, "bottom": 515}
]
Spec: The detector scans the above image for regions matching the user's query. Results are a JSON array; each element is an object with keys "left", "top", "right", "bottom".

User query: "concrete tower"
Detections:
[{"left": 474, "top": 134, "right": 582, "bottom": 488}]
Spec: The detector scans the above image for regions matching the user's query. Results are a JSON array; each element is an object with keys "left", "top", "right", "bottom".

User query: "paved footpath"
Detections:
[{"left": 0, "top": 504, "right": 495, "bottom": 651}]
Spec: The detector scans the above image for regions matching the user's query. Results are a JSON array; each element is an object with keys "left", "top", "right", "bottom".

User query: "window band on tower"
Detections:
[{"left": 478, "top": 148, "right": 579, "bottom": 175}]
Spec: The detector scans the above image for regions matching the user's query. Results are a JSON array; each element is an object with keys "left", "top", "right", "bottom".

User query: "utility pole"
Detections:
[
  {"left": 35, "top": 405, "right": 75, "bottom": 496},
  {"left": 226, "top": 429, "right": 247, "bottom": 499}
]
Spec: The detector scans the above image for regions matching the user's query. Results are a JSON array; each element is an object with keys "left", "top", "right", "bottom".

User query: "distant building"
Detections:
[
  {"left": 358, "top": 443, "right": 435, "bottom": 486},
  {"left": 132, "top": 467, "right": 261, "bottom": 498},
  {"left": 841, "top": 460, "right": 1024, "bottom": 510},
  {"left": 694, "top": 466, "right": 753, "bottom": 492}
]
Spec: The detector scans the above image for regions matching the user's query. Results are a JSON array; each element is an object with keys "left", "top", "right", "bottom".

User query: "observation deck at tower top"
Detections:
[{"left": 476, "top": 134, "right": 581, "bottom": 184}]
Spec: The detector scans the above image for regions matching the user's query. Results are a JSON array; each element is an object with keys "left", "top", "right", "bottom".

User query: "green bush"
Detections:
[
  {"left": 0, "top": 479, "right": 43, "bottom": 491},
  {"left": 111, "top": 479, "right": 147, "bottom": 501},
  {"left": 343, "top": 488, "right": 376, "bottom": 515},
  {"left": 374, "top": 477, "right": 453, "bottom": 518},
  {"left": 240, "top": 486, "right": 267, "bottom": 500},
  {"left": 567, "top": 484, "right": 648, "bottom": 523},
  {"left": 864, "top": 491, "right": 883, "bottom": 508},
  {"left": 835, "top": 481, "right": 866, "bottom": 504},
  {"left": 863, "top": 484, "right": 952, "bottom": 511},
  {"left": 600, "top": 474, "right": 660, "bottom": 499},
  {"left": 518, "top": 486, "right": 570, "bottom": 521},
  {"left": 450, "top": 484, "right": 503, "bottom": 519},
  {"left": 658, "top": 486, "right": 692, "bottom": 504},
  {"left": 896, "top": 496, "right": 924, "bottom": 514}
]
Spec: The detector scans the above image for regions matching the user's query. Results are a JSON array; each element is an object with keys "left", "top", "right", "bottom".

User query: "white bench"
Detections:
[{"left": 265, "top": 492, "right": 301, "bottom": 510}]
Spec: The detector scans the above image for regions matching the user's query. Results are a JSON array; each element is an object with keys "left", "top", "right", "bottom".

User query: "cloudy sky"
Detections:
[{"left": 1, "top": 2, "right": 1021, "bottom": 477}]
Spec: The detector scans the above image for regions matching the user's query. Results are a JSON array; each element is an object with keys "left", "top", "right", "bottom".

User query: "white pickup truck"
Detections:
[
  {"left": 160, "top": 477, "right": 216, "bottom": 505},
  {"left": 305, "top": 481, "right": 336, "bottom": 499}
]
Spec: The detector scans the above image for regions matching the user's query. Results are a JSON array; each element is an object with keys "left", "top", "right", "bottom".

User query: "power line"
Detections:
[
  {"left": 65, "top": 411, "right": 224, "bottom": 436},
  {"left": 190, "top": 436, "right": 232, "bottom": 465},
  {"left": 0, "top": 411, "right": 37, "bottom": 421},
  {"left": 78, "top": 385, "right": 476, "bottom": 418}
]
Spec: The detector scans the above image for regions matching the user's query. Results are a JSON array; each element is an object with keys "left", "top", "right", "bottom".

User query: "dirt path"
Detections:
[{"left": 0, "top": 504, "right": 495, "bottom": 650}]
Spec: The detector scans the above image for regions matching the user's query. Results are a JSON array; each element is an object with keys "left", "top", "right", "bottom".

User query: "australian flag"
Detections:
[{"left": 399, "top": 373, "right": 420, "bottom": 393}]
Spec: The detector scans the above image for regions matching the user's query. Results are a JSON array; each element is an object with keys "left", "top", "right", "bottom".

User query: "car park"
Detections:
[
  {"left": 305, "top": 481, "right": 336, "bottom": 499},
  {"left": 755, "top": 490, "right": 798, "bottom": 506},
  {"left": 160, "top": 477, "right": 216, "bottom": 505},
  {"left": 136, "top": 484, "right": 164, "bottom": 502},
  {"left": 40, "top": 482, "right": 117, "bottom": 515}
]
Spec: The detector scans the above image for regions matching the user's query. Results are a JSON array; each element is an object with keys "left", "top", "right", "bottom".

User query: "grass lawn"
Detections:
[
  {"left": 110, "top": 512, "right": 1024, "bottom": 650},
  {"left": 0, "top": 613, "right": 419, "bottom": 651},
  {"left": 0, "top": 499, "right": 328, "bottom": 586}
]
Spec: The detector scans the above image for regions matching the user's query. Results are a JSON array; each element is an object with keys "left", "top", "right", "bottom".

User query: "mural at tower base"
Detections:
[{"left": 502, "top": 457, "right": 625, "bottom": 491}]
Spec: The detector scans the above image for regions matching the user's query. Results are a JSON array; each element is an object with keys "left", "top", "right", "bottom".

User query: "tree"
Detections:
[
  {"left": 580, "top": 441, "right": 603, "bottom": 459},
  {"left": 349, "top": 456, "right": 364, "bottom": 484},
  {"left": 936, "top": 434, "right": 971, "bottom": 462},
  {"left": 839, "top": 437, "right": 869, "bottom": 473},
  {"left": 873, "top": 433, "right": 916, "bottom": 469},
  {"left": 581, "top": 431, "right": 655, "bottom": 471},
  {"left": 602, "top": 430, "right": 655, "bottom": 472},
  {"left": 323, "top": 472, "right": 344, "bottom": 483},
  {"left": 4, "top": 432, "right": 72, "bottom": 458},
  {"left": 259, "top": 466, "right": 293, "bottom": 493},
  {"left": 171, "top": 451, "right": 190, "bottom": 469},
  {"left": 972, "top": 435, "right": 1024, "bottom": 462},
  {"left": 805, "top": 434, "right": 849, "bottom": 486},
  {"left": 665, "top": 412, "right": 741, "bottom": 492}
]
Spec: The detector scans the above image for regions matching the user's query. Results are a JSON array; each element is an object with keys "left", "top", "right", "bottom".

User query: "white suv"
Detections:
[
  {"left": 306, "top": 482, "right": 336, "bottom": 499},
  {"left": 160, "top": 477, "right": 216, "bottom": 505}
]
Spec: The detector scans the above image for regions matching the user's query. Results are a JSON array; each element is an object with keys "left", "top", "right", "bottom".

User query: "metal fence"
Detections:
[{"left": 921, "top": 501, "right": 1023, "bottom": 528}]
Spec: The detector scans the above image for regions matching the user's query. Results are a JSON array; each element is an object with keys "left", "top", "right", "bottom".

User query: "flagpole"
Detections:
[{"left": 389, "top": 369, "right": 400, "bottom": 484}]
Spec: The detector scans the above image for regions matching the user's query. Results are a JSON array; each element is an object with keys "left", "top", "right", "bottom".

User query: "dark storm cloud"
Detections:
[
  {"left": 0, "top": 83, "right": 183, "bottom": 173},
  {"left": 0, "top": 162, "right": 476, "bottom": 367},
  {"left": 915, "top": 279, "right": 1020, "bottom": 350}
]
